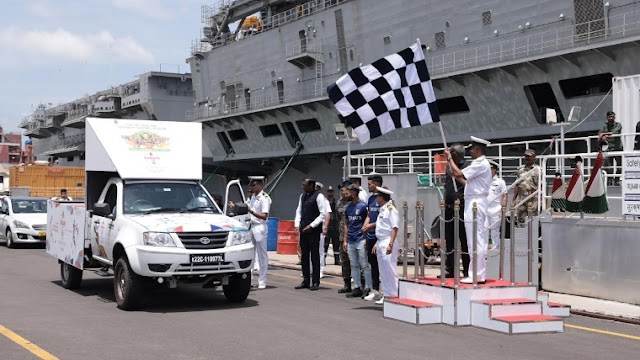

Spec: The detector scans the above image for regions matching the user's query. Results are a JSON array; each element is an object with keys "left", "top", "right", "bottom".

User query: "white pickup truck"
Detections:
[{"left": 47, "top": 118, "right": 254, "bottom": 310}]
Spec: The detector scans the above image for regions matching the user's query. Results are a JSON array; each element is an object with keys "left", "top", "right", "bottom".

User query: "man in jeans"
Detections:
[{"left": 343, "top": 184, "right": 370, "bottom": 298}]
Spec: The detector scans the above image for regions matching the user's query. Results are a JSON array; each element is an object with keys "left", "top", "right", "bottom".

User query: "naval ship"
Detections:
[
  {"left": 187, "top": 0, "right": 640, "bottom": 216},
  {"left": 19, "top": 72, "right": 196, "bottom": 167}
]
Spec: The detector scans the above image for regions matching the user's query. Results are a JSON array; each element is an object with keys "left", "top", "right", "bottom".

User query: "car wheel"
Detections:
[
  {"left": 6, "top": 229, "right": 15, "bottom": 249},
  {"left": 60, "top": 262, "right": 83, "bottom": 289},
  {"left": 114, "top": 256, "right": 143, "bottom": 311},
  {"left": 222, "top": 272, "right": 251, "bottom": 303}
]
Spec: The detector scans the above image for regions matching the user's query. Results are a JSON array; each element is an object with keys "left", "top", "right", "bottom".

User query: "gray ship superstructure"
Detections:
[
  {"left": 187, "top": 0, "right": 640, "bottom": 216},
  {"left": 19, "top": 72, "right": 194, "bottom": 166}
]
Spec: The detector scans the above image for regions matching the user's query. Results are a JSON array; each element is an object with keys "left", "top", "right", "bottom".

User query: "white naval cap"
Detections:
[
  {"left": 248, "top": 176, "right": 265, "bottom": 184},
  {"left": 470, "top": 136, "right": 491, "bottom": 146},
  {"left": 375, "top": 186, "right": 393, "bottom": 196},
  {"left": 488, "top": 159, "right": 500, "bottom": 169},
  {"left": 316, "top": 182, "right": 324, "bottom": 189}
]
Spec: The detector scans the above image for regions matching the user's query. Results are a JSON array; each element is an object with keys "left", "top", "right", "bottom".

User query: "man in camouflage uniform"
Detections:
[
  {"left": 336, "top": 180, "right": 352, "bottom": 293},
  {"left": 512, "top": 149, "right": 541, "bottom": 226},
  {"left": 598, "top": 111, "right": 623, "bottom": 186}
]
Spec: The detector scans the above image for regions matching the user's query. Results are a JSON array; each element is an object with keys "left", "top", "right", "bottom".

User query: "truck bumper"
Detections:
[{"left": 128, "top": 243, "right": 255, "bottom": 277}]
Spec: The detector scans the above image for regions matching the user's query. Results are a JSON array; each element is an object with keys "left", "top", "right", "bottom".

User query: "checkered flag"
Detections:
[{"left": 327, "top": 40, "right": 440, "bottom": 144}]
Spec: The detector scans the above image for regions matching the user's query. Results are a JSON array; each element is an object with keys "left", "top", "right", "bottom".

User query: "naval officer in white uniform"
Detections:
[
  {"left": 372, "top": 186, "right": 399, "bottom": 305},
  {"left": 247, "top": 176, "right": 272, "bottom": 289},
  {"left": 444, "top": 136, "right": 492, "bottom": 284}
]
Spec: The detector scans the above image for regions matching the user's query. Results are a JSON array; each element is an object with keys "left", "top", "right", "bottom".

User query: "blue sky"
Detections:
[{"left": 0, "top": 0, "right": 204, "bottom": 133}]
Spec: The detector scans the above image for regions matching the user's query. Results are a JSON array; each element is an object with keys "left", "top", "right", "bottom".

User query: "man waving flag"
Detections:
[{"left": 327, "top": 40, "right": 440, "bottom": 144}]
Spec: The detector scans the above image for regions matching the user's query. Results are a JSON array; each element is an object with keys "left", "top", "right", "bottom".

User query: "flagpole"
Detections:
[{"left": 424, "top": 34, "right": 458, "bottom": 193}]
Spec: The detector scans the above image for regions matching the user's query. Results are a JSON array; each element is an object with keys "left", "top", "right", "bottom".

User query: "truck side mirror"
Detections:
[
  {"left": 93, "top": 203, "right": 112, "bottom": 217},
  {"left": 232, "top": 203, "right": 249, "bottom": 216}
]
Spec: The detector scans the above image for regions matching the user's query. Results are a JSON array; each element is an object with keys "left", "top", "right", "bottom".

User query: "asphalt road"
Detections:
[{"left": 1, "top": 245, "right": 640, "bottom": 360}]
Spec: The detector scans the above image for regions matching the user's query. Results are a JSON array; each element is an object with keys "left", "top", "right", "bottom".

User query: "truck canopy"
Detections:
[{"left": 85, "top": 117, "right": 203, "bottom": 180}]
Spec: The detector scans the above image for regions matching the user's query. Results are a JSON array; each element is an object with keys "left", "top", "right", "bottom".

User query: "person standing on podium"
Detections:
[{"left": 444, "top": 136, "right": 492, "bottom": 284}]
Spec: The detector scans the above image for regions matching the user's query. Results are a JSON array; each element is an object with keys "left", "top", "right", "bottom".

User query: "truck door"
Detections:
[
  {"left": 92, "top": 183, "right": 120, "bottom": 262},
  {"left": 223, "top": 179, "right": 250, "bottom": 228}
]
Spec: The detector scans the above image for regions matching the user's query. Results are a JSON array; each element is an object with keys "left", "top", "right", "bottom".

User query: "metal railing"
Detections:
[
  {"left": 63, "top": 109, "right": 90, "bottom": 124},
  {"left": 427, "top": 9, "right": 640, "bottom": 76},
  {"left": 193, "top": 0, "right": 350, "bottom": 54},
  {"left": 186, "top": 78, "right": 331, "bottom": 121},
  {"left": 39, "top": 134, "right": 85, "bottom": 154},
  {"left": 286, "top": 37, "right": 322, "bottom": 57}
]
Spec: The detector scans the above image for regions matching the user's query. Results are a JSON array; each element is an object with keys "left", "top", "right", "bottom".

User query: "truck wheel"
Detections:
[
  {"left": 6, "top": 229, "right": 15, "bottom": 248},
  {"left": 60, "top": 262, "right": 83, "bottom": 289},
  {"left": 222, "top": 273, "right": 251, "bottom": 303},
  {"left": 114, "top": 256, "right": 143, "bottom": 310}
]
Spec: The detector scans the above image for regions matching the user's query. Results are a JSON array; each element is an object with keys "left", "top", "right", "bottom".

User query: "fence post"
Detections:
[
  {"left": 472, "top": 202, "right": 478, "bottom": 287},
  {"left": 402, "top": 200, "right": 409, "bottom": 279},
  {"left": 527, "top": 202, "right": 534, "bottom": 285},
  {"left": 499, "top": 204, "right": 507, "bottom": 280},
  {"left": 510, "top": 206, "right": 517, "bottom": 285},
  {"left": 453, "top": 199, "right": 461, "bottom": 288},
  {"left": 439, "top": 200, "right": 446, "bottom": 286}
]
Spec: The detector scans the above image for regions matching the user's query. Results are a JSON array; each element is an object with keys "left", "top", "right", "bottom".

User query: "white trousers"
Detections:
[
  {"left": 488, "top": 209, "right": 502, "bottom": 248},
  {"left": 376, "top": 237, "right": 399, "bottom": 298},
  {"left": 251, "top": 224, "right": 268, "bottom": 285},
  {"left": 464, "top": 197, "right": 489, "bottom": 280}
]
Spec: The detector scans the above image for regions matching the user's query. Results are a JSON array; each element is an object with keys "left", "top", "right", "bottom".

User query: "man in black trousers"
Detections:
[
  {"left": 440, "top": 144, "right": 470, "bottom": 279},
  {"left": 294, "top": 178, "right": 328, "bottom": 291}
]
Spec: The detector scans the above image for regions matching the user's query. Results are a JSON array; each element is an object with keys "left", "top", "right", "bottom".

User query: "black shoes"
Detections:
[
  {"left": 437, "top": 273, "right": 455, "bottom": 279},
  {"left": 295, "top": 282, "right": 310, "bottom": 289},
  {"left": 361, "top": 288, "right": 371, "bottom": 299},
  {"left": 346, "top": 288, "right": 363, "bottom": 298},
  {"left": 334, "top": 255, "right": 341, "bottom": 266},
  {"left": 338, "top": 279, "right": 352, "bottom": 293},
  {"left": 310, "top": 283, "right": 319, "bottom": 291}
]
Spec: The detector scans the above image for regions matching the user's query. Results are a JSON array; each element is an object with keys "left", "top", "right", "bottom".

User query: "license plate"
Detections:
[
  {"left": 38, "top": 231, "right": 47, "bottom": 238},
  {"left": 190, "top": 254, "right": 225, "bottom": 264}
]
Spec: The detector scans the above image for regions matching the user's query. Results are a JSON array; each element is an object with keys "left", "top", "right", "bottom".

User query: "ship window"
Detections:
[
  {"left": 558, "top": 73, "right": 613, "bottom": 98},
  {"left": 276, "top": 80, "right": 284, "bottom": 104},
  {"left": 482, "top": 11, "right": 492, "bottom": 25},
  {"left": 260, "top": 124, "right": 282, "bottom": 137},
  {"left": 349, "top": 49, "right": 354, "bottom": 61},
  {"left": 217, "top": 131, "right": 234, "bottom": 155},
  {"left": 523, "top": 83, "right": 565, "bottom": 124},
  {"left": 436, "top": 96, "right": 470, "bottom": 115},
  {"left": 296, "top": 119, "right": 321, "bottom": 133},
  {"left": 244, "top": 89, "right": 251, "bottom": 110},
  {"left": 435, "top": 32, "right": 446, "bottom": 49},
  {"left": 228, "top": 129, "right": 248, "bottom": 141},
  {"left": 67, "top": 156, "right": 74, "bottom": 162},
  {"left": 383, "top": 35, "right": 391, "bottom": 45},
  {"left": 281, "top": 121, "right": 301, "bottom": 148}
]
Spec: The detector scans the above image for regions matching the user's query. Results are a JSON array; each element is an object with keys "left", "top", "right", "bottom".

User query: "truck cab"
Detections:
[{"left": 48, "top": 118, "right": 255, "bottom": 310}]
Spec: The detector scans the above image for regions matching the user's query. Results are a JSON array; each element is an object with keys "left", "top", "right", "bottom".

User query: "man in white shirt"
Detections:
[
  {"left": 487, "top": 162, "right": 507, "bottom": 250},
  {"left": 315, "top": 182, "right": 332, "bottom": 279},
  {"left": 444, "top": 136, "right": 492, "bottom": 284},
  {"left": 294, "top": 178, "right": 328, "bottom": 291},
  {"left": 247, "top": 176, "right": 272, "bottom": 289},
  {"left": 372, "top": 186, "right": 399, "bottom": 305}
]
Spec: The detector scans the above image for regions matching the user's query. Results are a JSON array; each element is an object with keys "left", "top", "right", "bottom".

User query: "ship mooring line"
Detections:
[{"left": 0, "top": 324, "right": 59, "bottom": 360}]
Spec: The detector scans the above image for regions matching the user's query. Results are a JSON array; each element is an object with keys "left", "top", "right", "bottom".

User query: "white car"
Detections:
[{"left": 0, "top": 197, "right": 48, "bottom": 248}]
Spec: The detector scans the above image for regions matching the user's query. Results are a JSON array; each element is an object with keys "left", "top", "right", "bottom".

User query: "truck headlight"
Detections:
[
  {"left": 13, "top": 220, "right": 30, "bottom": 229},
  {"left": 231, "top": 231, "right": 251, "bottom": 246},
  {"left": 143, "top": 232, "right": 176, "bottom": 247}
]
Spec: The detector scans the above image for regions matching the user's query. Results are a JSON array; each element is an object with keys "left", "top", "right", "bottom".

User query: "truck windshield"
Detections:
[
  {"left": 11, "top": 199, "right": 47, "bottom": 214},
  {"left": 123, "top": 182, "right": 221, "bottom": 215}
]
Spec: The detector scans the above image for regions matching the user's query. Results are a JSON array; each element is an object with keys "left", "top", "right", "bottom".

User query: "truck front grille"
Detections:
[{"left": 177, "top": 232, "right": 229, "bottom": 250}]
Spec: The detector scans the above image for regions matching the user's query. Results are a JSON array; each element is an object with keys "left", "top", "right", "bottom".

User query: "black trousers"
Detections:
[
  {"left": 444, "top": 208, "right": 470, "bottom": 277},
  {"left": 300, "top": 229, "right": 321, "bottom": 285},
  {"left": 366, "top": 239, "right": 380, "bottom": 291},
  {"left": 324, "top": 230, "right": 341, "bottom": 256}
]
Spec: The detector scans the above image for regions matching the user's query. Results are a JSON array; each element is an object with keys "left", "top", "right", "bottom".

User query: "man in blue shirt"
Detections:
[
  {"left": 361, "top": 175, "right": 382, "bottom": 301},
  {"left": 343, "top": 184, "right": 370, "bottom": 298}
]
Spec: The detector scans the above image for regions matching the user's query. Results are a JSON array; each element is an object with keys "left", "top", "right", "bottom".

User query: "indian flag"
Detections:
[
  {"left": 565, "top": 160, "right": 584, "bottom": 212},
  {"left": 582, "top": 152, "right": 609, "bottom": 214},
  {"left": 551, "top": 174, "right": 566, "bottom": 211}
]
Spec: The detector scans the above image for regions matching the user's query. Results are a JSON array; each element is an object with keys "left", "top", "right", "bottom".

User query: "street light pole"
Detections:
[{"left": 346, "top": 136, "right": 351, "bottom": 177}]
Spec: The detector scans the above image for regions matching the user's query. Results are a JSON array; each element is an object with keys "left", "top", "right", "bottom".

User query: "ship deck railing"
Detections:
[
  {"left": 349, "top": 131, "right": 640, "bottom": 218},
  {"left": 428, "top": 8, "right": 640, "bottom": 76},
  {"left": 186, "top": 80, "right": 329, "bottom": 121},
  {"left": 194, "top": 0, "right": 351, "bottom": 55}
]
